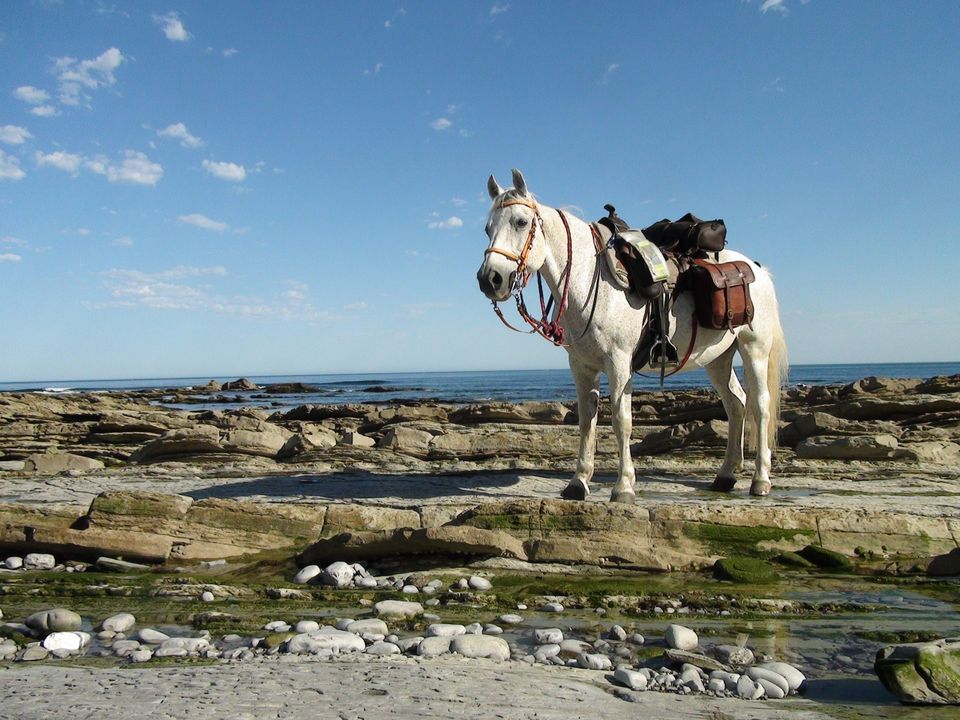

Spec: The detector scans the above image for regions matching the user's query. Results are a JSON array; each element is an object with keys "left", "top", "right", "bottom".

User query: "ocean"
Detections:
[{"left": 0, "top": 362, "right": 957, "bottom": 409}]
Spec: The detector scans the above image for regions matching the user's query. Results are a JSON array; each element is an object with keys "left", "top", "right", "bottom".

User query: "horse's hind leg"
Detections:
[
  {"left": 562, "top": 361, "right": 600, "bottom": 501},
  {"left": 705, "top": 345, "right": 746, "bottom": 492},
  {"left": 739, "top": 338, "right": 774, "bottom": 496}
]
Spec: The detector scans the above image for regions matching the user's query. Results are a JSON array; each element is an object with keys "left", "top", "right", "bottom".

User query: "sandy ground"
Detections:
[{"left": 0, "top": 654, "right": 833, "bottom": 720}]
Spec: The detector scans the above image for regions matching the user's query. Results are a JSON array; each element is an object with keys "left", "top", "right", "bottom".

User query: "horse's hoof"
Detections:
[
  {"left": 749, "top": 480, "right": 772, "bottom": 497},
  {"left": 611, "top": 490, "right": 636, "bottom": 504},
  {"left": 710, "top": 476, "right": 737, "bottom": 492},
  {"left": 561, "top": 483, "right": 587, "bottom": 501}
]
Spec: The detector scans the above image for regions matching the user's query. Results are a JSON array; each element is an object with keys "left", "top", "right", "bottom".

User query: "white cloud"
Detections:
[
  {"left": 344, "top": 301, "right": 368, "bottom": 311},
  {"left": 451, "top": 197, "right": 467, "bottom": 207},
  {"left": 222, "top": 47, "right": 238, "bottom": 58},
  {"left": 760, "top": 0, "right": 789, "bottom": 14},
  {"left": 202, "top": 159, "right": 246, "bottom": 182},
  {"left": 0, "top": 253, "right": 22, "bottom": 263},
  {"left": 54, "top": 47, "right": 124, "bottom": 106},
  {"left": 430, "top": 117, "right": 452, "bottom": 131},
  {"left": 364, "top": 62, "right": 384, "bottom": 76},
  {"left": 35, "top": 150, "right": 83, "bottom": 174},
  {"left": 427, "top": 216, "right": 463, "bottom": 230},
  {"left": 112, "top": 236, "right": 134, "bottom": 246},
  {"left": 0, "top": 125, "right": 32, "bottom": 145},
  {"left": 490, "top": 2, "right": 510, "bottom": 16},
  {"left": 1, "top": 236, "right": 27, "bottom": 246},
  {"left": 30, "top": 105, "right": 59, "bottom": 117},
  {"left": 14, "top": 85, "right": 50, "bottom": 104},
  {"left": 0, "top": 149, "right": 26, "bottom": 181},
  {"left": 108, "top": 150, "right": 163, "bottom": 185},
  {"left": 178, "top": 213, "right": 228, "bottom": 232},
  {"left": 153, "top": 12, "right": 191, "bottom": 41},
  {"left": 157, "top": 122, "right": 204, "bottom": 148},
  {"left": 384, "top": 7, "right": 406, "bottom": 28}
]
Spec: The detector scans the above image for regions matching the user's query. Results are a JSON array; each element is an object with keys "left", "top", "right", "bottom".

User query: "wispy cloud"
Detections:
[
  {"left": 344, "top": 301, "right": 368, "bottom": 311},
  {"left": 451, "top": 197, "right": 468, "bottom": 207},
  {"left": 430, "top": 117, "right": 452, "bottom": 131},
  {"left": 97, "top": 267, "right": 332, "bottom": 321},
  {"left": 54, "top": 47, "right": 124, "bottom": 106},
  {"left": 1, "top": 236, "right": 27, "bottom": 246},
  {"left": 222, "top": 47, "right": 238, "bottom": 58},
  {"left": 157, "top": 122, "right": 204, "bottom": 148},
  {"left": 763, "top": 76, "right": 786, "bottom": 93},
  {"left": 364, "top": 62, "right": 385, "bottom": 76},
  {"left": 0, "top": 253, "right": 22, "bottom": 263},
  {"left": 427, "top": 216, "right": 463, "bottom": 230},
  {"left": 35, "top": 150, "right": 83, "bottom": 175},
  {"left": 490, "top": 2, "right": 510, "bottom": 16},
  {"left": 760, "top": 0, "right": 789, "bottom": 14},
  {"left": 0, "top": 125, "right": 32, "bottom": 145},
  {"left": 178, "top": 213, "right": 228, "bottom": 232},
  {"left": 112, "top": 235, "right": 134, "bottom": 247},
  {"left": 153, "top": 12, "right": 191, "bottom": 41},
  {"left": 0, "top": 149, "right": 26, "bottom": 181},
  {"left": 202, "top": 159, "right": 246, "bottom": 182},
  {"left": 600, "top": 62, "right": 620, "bottom": 85},
  {"left": 384, "top": 7, "right": 406, "bottom": 28}
]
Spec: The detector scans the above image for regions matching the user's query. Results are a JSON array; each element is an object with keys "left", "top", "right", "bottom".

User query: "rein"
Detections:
[{"left": 487, "top": 200, "right": 574, "bottom": 346}]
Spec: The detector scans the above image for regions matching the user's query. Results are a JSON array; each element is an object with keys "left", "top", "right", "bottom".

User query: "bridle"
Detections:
[{"left": 484, "top": 198, "right": 573, "bottom": 346}]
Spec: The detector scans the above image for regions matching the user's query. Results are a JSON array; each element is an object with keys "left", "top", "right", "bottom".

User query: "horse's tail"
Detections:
[{"left": 765, "top": 288, "right": 789, "bottom": 451}]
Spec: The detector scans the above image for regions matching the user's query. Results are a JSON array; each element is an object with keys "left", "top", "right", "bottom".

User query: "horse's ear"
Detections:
[
  {"left": 487, "top": 174, "right": 504, "bottom": 200},
  {"left": 511, "top": 168, "right": 528, "bottom": 197}
]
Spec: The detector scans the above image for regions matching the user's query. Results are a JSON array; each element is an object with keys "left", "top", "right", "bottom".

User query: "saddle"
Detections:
[{"left": 593, "top": 205, "right": 756, "bottom": 381}]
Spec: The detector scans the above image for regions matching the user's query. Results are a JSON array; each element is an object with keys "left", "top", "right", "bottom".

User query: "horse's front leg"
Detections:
[
  {"left": 561, "top": 361, "right": 600, "bottom": 501},
  {"left": 607, "top": 354, "right": 637, "bottom": 503}
]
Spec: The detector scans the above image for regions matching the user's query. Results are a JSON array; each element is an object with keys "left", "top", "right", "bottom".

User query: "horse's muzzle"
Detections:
[{"left": 477, "top": 267, "right": 515, "bottom": 301}]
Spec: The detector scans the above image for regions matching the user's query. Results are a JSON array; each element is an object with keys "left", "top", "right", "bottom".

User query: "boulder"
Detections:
[
  {"left": 633, "top": 420, "right": 728, "bottom": 455},
  {"left": 450, "top": 634, "right": 510, "bottom": 661},
  {"left": 378, "top": 425, "right": 435, "bottom": 457},
  {"left": 795, "top": 434, "right": 899, "bottom": 460},
  {"left": 798, "top": 544, "right": 854, "bottom": 571},
  {"left": 374, "top": 600, "right": 423, "bottom": 618},
  {"left": 130, "top": 425, "right": 223, "bottom": 463},
  {"left": 221, "top": 378, "right": 259, "bottom": 391},
  {"left": 665, "top": 624, "right": 698, "bottom": 651},
  {"left": 876, "top": 639, "right": 960, "bottom": 704},
  {"left": 927, "top": 548, "right": 960, "bottom": 577},
  {"left": 714, "top": 556, "right": 779, "bottom": 584},
  {"left": 25, "top": 608, "right": 82, "bottom": 633},
  {"left": 340, "top": 431, "right": 376, "bottom": 448},
  {"left": 23, "top": 451, "right": 104, "bottom": 473},
  {"left": 448, "top": 401, "right": 572, "bottom": 425}
]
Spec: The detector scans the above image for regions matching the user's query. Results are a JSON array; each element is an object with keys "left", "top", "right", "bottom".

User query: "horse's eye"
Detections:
[{"left": 516, "top": 219, "right": 528, "bottom": 229}]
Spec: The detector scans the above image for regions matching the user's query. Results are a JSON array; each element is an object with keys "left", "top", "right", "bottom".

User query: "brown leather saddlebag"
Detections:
[{"left": 688, "top": 259, "right": 756, "bottom": 331}]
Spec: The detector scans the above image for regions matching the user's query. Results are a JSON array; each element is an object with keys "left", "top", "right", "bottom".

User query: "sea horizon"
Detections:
[{"left": 1, "top": 361, "right": 957, "bottom": 409}]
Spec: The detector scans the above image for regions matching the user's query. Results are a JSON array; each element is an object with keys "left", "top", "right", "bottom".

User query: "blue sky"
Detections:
[{"left": 1, "top": 1, "right": 958, "bottom": 381}]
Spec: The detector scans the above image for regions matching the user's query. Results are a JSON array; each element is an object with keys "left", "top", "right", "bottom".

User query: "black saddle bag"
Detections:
[{"left": 642, "top": 213, "right": 726, "bottom": 255}]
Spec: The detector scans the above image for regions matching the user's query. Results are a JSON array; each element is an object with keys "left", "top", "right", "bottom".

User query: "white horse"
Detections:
[{"left": 477, "top": 169, "right": 787, "bottom": 499}]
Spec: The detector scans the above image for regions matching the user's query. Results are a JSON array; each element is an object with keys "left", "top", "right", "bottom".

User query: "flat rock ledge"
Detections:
[{"left": 1, "top": 489, "right": 956, "bottom": 572}]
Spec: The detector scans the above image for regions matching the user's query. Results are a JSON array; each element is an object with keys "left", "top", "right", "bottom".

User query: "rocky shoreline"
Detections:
[{"left": 1, "top": 374, "right": 959, "bottom": 712}]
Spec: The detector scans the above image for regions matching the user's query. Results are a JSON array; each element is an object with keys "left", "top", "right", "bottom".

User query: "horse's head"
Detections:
[{"left": 477, "top": 168, "right": 546, "bottom": 302}]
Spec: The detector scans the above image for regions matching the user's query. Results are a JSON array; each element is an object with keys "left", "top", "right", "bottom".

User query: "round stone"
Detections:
[
  {"left": 293, "top": 564, "right": 321, "bottom": 584},
  {"left": 665, "top": 624, "right": 698, "bottom": 651},
  {"left": 757, "top": 662, "right": 806, "bottom": 692},
  {"left": 26, "top": 608, "right": 82, "bottom": 633},
  {"left": 417, "top": 636, "right": 452, "bottom": 657},
  {"left": 365, "top": 641, "right": 401, "bottom": 656},
  {"left": 497, "top": 614, "right": 523, "bottom": 625},
  {"left": 295, "top": 620, "right": 320, "bottom": 634},
  {"left": 426, "top": 623, "right": 466, "bottom": 637},
  {"left": 746, "top": 666, "right": 790, "bottom": 695},
  {"left": 468, "top": 575, "right": 492, "bottom": 591},
  {"left": 200, "top": 591, "right": 215, "bottom": 602},
  {"left": 137, "top": 628, "right": 170, "bottom": 644},
  {"left": 374, "top": 600, "right": 423, "bottom": 618},
  {"left": 320, "top": 561, "right": 355, "bottom": 588},
  {"left": 608, "top": 625, "right": 627, "bottom": 642},
  {"left": 100, "top": 612, "right": 136, "bottom": 634},
  {"left": 23, "top": 553, "right": 56, "bottom": 570},
  {"left": 450, "top": 634, "right": 510, "bottom": 661},
  {"left": 4, "top": 556, "right": 23, "bottom": 570},
  {"left": 577, "top": 653, "right": 613, "bottom": 670},
  {"left": 346, "top": 619, "right": 389, "bottom": 637},
  {"left": 614, "top": 667, "right": 649, "bottom": 691},
  {"left": 535, "top": 628, "right": 564, "bottom": 644},
  {"left": 42, "top": 632, "right": 82, "bottom": 653},
  {"left": 540, "top": 602, "right": 564, "bottom": 613}
]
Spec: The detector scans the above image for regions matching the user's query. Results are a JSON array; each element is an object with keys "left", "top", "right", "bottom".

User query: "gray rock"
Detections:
[
  {"left": 136, "top": 628, "right": 170, "bottom": 644},
  {"left": 293, "top": 565, "right": 321, "bottom": 584},
  {"left": 608, "top": 625, "right": 627, "bottom": 642},
  {"left": 497, "top": 614, "right": 523, "bottom": 625},
  {"left": 4, "top": 556, "right": 23, "bottom": 570},
  {"left": 747, "top": 666, "right": 790, "bottom": 695},
  {"left": 18, "top": 644, "right": 49, "bottom": 662},
  {"left": 577, "top": 653, "right": 613, "bottom": 670},
  {"left": 129, "top": 648, "right": 153, "bottom": 662},
  {"left": 346, "top": 619, "right": 388, "bottom": 637},
  {"left": 628, "top": 633, "right": 645, "bottom": 645},
  {"left": 757, "top": 662, "right": 806, "bottom": 692},
  {"left": 25, "top": 608, "right": 82, "bottom": 633},
  {"left": 613, "top": 667, "right": 648, "bottom": 691},
  {"left": 535, "top": 628, "right": 564, "bottom": 644},
  {"left": 111, "top": 640, "right": 141, "bottom": 657},
  {"left": 450, "top": 634, "right": 510, "bottom": 661},
  {"left": 294, "top": 620, "right": 320, "bottom": 634},
  {"left": 665, "top": 624, "right": 698, "bottom": 651},
  {"left": 468, "top": 575, "right": 493, "bottom": 591},
  {"left": 320, "top": 561, "right": 356, "bottom": 587},
  {"left": 464, "top": 623, "right": 483, "bottom": 635},
  {"left": 426, "top": 623, "right": 465, "bottom": 637},
  {"left": 666, "top": 648, "right": 730, "bottom": 672},
  {"left": 417, "top": 636, "right": 452, "bottom": 657},
  {"left": 154, "top": 646, "right": 188, "bottom": 658},
  {"left": 374, "top": 600, "right": 423, "bottom": 618},
  {"left": 483, "top": 624, "right": 503, "bottom": 635},
  {"left": 756, "top": 677, "right": 786, "bottom": 699},
  {"left": 23, "top": 553, "right": 56, "bottom": 570},
  {"left": 709, "top": 670, "right": 742, "bottom": 692},
  {"left": 540, "top": 602, "right": 564, "bottom": 613},
  {"left": 200, "top": 591, "right": 215, "bottom": 602},
  {"left": 714, "top": 644, "right": 754, "bottom": 668},
  {"left": 707, "top": 677, "right": 726, "bottom": 693},
  {"left": 796, "top": 434, "right": 898, "bottom": 459},
  {"left": 100, "top": 612, "right": 136, "bottom": 634},
  {"left": 365, "top": 641, "right": 401, "bottom": 656},
  {"left": 737, "top": 675, "right": 765, "bottom": 700},
  {"left": 401, "top": 585, "right": 419, "bottom": 594},
  {"left": 96, "top": 557, "right": 150, "bottom": 572}
]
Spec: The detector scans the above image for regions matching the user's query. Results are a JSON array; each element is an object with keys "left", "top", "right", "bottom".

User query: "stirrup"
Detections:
[{"left": 649, "top": 339, "right": 679, "bottom": 368}]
